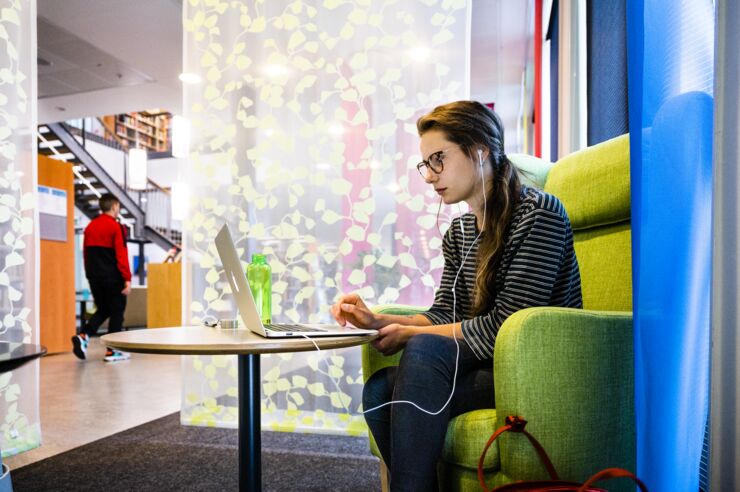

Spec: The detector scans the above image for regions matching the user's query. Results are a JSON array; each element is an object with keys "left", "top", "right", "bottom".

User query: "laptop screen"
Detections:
[{"left": 214, "top": 224, "right": 266, "bottom": 333}]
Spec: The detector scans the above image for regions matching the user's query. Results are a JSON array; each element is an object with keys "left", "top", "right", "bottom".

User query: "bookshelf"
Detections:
[{"left": 102, "top": 110, "right": 171, "bottom": 152}]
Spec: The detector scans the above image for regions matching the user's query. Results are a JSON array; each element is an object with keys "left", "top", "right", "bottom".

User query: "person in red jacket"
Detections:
[{"left": 72, "top": 193, "right": 132, "bottom": 362}]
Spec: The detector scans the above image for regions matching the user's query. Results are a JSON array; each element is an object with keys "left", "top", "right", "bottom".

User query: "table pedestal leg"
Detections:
[{"left": 238, "top": 353, "right": 261, "bottom": 492}]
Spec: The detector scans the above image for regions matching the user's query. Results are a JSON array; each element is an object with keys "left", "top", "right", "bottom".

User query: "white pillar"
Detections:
[{"left": 710, "top": 0, "right": 740, "bottom": 489}]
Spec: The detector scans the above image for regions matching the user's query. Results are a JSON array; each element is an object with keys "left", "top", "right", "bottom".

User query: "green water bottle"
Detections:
[{"left": 247, "top": 253, "right": 272, "bottom": 324}]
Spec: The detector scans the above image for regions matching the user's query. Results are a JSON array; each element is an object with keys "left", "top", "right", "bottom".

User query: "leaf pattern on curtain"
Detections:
[
  {"left": 0, "top": 0, "right": 40, "bottom": 456},
  {"left": 181, "top": 0, "right": 469, "bottom": 434}
]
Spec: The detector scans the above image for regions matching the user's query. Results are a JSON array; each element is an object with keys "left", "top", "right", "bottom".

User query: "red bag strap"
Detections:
[
  {"left": 478, "top": 416, "right": 560, "bottom": 492},
  {"left": 578, "top": 468, "right": 649, "bottom": 492}
]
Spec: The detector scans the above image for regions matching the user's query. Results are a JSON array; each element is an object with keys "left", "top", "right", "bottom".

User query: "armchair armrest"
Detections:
[
  {"left": 362, "top": 304, "right": 428, "bottom": 382},
  {"left": 493, "top": 307, "right": 634, "bottom": 487}
]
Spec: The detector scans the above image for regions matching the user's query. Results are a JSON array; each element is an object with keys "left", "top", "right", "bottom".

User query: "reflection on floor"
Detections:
[{"left": 4, "top": 336, "right": 182, "bottom": 469}]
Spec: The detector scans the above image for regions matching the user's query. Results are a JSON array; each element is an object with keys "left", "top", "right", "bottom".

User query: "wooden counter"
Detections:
[{"left": 146, "top": 262, "right": 181, "bottom": 328}]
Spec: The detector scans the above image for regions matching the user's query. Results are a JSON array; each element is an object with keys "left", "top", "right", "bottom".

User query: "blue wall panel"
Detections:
[{"left": 627, "top": 0, "right": 714, "bottom": 490}]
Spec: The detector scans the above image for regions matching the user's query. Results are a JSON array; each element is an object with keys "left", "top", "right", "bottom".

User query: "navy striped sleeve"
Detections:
[{"left": 461, "top": 199, "right": 571, "bottom": 359}]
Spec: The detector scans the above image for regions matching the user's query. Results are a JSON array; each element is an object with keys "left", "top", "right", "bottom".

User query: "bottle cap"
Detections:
[{"left": 251, "top": 254, "right": 266, "bottom": 264}]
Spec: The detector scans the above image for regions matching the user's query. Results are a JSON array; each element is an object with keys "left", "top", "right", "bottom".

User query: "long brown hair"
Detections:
[{"left": 417, "top": 101, "right": 522, "bottom": 315}]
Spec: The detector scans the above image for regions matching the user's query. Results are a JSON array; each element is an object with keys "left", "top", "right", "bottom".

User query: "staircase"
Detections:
[{"left": 37, "top": 122, "right": 181, "bottom": 251}]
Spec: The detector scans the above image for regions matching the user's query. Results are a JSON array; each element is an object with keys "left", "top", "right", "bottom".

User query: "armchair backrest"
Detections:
[{"left": 544, "top": 135, "right": 632, "bottom": 312}]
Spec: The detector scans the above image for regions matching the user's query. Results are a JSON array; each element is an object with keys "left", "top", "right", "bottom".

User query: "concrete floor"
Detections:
[{"left": 4, "top": 336, "right": 182, "bottom": 469}]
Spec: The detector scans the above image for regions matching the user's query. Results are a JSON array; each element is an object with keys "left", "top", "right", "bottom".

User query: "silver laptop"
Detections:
[{"left": 215, "top": 224, "right": 377, "bottom": 338}]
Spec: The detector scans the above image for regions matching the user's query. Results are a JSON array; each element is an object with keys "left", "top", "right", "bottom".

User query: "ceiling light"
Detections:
[
  {"left": 263, "top": 64, "right": 289, "bottom": 78},
  {"left": 179, "top": 72, "right": 202, "bottom": 84},
  {"left": 328, "top": 123, "right": 345, "bottom": 136},
  {"left": 409, "top": 46, "right": 430, "bottom": 62}
]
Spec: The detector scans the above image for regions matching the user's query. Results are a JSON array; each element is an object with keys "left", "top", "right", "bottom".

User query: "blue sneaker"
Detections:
[
  {"left": 71, "top": 334, "right": 88, "bottom": 360},
  {"left": 104, "top": 349, "right": 130, "bottom": 362}
]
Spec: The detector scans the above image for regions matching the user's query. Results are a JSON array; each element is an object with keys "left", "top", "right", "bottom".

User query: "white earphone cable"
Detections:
[{"left": 309, "top": 149, "right": 489, "bottom": 418}]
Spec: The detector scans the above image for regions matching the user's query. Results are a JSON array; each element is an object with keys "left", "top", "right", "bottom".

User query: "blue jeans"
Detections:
[{"left": 362, "top": 334, "right": 495, "bottom": 492}]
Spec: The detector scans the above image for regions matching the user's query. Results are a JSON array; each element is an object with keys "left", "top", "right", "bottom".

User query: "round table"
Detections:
[{"left": 102, "top": 326, "right": 376, "bottom": 492}]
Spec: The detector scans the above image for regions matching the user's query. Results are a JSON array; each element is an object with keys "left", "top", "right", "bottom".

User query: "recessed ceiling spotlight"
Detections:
[{"left": 179, "top": 72, "right": 202, "bottom": 84}]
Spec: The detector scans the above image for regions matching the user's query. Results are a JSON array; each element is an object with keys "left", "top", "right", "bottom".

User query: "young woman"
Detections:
[{"left": 331, "top": 101, "right": 582, "bottom": 491}]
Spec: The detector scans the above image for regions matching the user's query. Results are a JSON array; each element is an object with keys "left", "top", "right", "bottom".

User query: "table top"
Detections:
[
  {"left": 101, "top": 326, "right": 377, "bottom": 356},
  {"left": 0, "top": 342, "right": 47, "bottom": 373}
]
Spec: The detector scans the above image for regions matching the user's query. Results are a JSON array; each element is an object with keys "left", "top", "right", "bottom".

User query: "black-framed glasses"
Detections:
[{"left": 416, "top": 150, "right": 445, "bottom": 177}]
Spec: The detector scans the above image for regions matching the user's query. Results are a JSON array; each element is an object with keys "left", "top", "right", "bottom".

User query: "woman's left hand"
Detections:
[{"left": 371, "top": 324, "right": 417, "bottom": 356}]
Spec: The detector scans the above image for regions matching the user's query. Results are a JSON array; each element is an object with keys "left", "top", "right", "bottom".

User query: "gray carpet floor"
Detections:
[{"left": 10, "top": 412, "right": 381, "bottom": 491}]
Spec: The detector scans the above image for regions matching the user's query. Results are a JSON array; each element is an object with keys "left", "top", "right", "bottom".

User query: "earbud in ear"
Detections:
[{"left": 477, "top": 149, "right": 484, "bottom": 167}]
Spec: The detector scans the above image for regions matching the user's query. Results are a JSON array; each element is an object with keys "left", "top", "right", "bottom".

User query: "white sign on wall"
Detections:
[{"left": 38, "top": 185, "right": 67, "bottom": 241}]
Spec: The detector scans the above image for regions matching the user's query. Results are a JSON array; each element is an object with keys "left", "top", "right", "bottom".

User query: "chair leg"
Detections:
[{"left": 379, "top": 459, "right": 390, "bottom": 492}]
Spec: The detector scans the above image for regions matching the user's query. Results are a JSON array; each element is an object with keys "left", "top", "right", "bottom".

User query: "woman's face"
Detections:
[{"left": 418, "top": 130, "right": 483, "bottom": 206}]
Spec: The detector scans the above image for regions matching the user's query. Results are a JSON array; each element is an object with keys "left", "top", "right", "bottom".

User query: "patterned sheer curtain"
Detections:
[
  {"left": 0, "top": 0, "right": 40, "bottom": 455},
  {"left": 181, "top": 0, "right": 470, "bottom": 434}
]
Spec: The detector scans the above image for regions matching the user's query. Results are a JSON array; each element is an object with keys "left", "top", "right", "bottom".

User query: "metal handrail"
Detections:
[
  {"left": 145, "top": 178, "right": 171, "bottom": 196},
  {"left": 68, "top": 121, "right": 173, "bottom": 195},
  {"left": 47, "top": 119, "right": 181, "bottom": 250},
  {"left": 36, "top": 128, "right": 102, "bottom": 199}
]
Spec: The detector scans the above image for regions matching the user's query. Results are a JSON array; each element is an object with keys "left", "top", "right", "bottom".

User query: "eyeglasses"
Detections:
[{"left": 416, "top": 150, "right": 446, "bottom": 177}]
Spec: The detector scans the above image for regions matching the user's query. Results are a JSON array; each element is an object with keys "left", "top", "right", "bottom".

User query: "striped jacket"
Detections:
[{"left": 423, "top": 187, "right": 582, "bottom": 359}]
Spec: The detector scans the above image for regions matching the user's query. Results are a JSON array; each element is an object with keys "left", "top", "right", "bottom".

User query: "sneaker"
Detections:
[
  {"left": 71, "top": 334, "right": 88, "bottom": 360},
  {"left": 104, "top": 349, "right": 131, "bottom": 362}
]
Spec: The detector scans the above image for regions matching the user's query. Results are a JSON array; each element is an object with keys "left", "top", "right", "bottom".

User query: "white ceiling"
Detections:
[
  {"left": 37, "top": 0, "right": 531, "bottom": 147},
  {"left": 37, "top": 0, "right": 183, "bottom": 124}
]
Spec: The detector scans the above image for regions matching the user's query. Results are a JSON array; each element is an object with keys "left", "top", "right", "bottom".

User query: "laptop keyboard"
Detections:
[{"left": 266, "top": 323, "right": 327, "bottom": 332}]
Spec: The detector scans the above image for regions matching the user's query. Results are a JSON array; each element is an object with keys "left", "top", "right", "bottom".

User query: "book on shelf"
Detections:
[{"left": 102, "top": 111, "right": 172, "bottom": 153}]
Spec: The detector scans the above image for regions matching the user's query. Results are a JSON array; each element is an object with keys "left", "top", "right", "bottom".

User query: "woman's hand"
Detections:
[
  {"left": 371, "top": 324, "right": 417, "bottom": 356},
  {"left": 331, "top": 293, "right": 380, "bottom": 329}
]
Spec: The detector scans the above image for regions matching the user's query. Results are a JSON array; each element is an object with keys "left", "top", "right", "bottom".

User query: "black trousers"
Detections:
[{"left": 84, "top": 278, "right": 127, "bottom": 337}]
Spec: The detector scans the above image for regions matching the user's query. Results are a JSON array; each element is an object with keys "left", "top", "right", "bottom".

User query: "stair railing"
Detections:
[
  {"left": 48, "top": 122, "right": 144, "bottom": 237},
  {"left": 36, "top": 128, "right": 102, "bottom": 199},
  {"left": 50, "top": 120, "right": 181, "bottom": 250},
  {"left": 137, "top": 179, "right": 180, "bottom": 246}
]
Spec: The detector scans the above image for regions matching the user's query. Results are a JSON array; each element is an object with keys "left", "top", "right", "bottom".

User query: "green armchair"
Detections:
[{"left": 362, "top": 134, "right": 634, "bottom": 491}]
